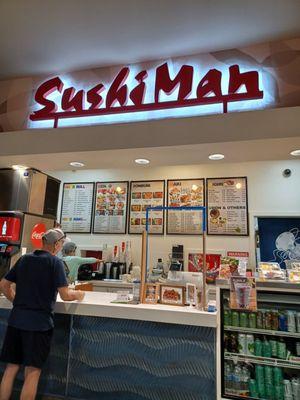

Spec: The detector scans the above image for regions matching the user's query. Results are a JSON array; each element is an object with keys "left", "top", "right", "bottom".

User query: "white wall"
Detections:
[{"left": 49, "top": 159, "right": 300, "bottom": 269}]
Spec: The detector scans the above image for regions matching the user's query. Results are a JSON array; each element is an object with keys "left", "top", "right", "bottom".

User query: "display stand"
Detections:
[{"left": 144, "top": 206, "right": 207, "bottom": 308}]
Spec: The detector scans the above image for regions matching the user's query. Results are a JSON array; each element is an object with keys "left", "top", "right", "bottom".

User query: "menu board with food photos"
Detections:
[
  {"left": 60, "top": 182, "right": 94, "bottom": 233},
  {"left": 167, "top": 179, "right": 205, "bottom": 235},
  {"left": 93, "top": 181, "right": 128, "bottom": 234},
  {"left": 207, "top": 177, "right": 248, "bottom": 236},
  {"left": 129, "top": 180, "right": 165, "bottom": 234}
]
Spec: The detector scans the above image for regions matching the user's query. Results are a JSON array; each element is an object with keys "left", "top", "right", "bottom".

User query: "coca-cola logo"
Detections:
[{"left": 31, "top": 223, "right": 46, "bottom": 249}]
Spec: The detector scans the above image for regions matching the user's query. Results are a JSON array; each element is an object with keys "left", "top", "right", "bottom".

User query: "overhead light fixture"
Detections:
[
  {"left": 12, "top": 164, "right": 28, "bottom": 170},
  {"left": 69, "top": 161, "right": 85, "bottom": 167},
  {"left": 208, "top": 153, "right": 225, "bottom": 161},
  {"left": 135, "top": 158, "right": 150, "bottom": 165},
  {"left": 290, "top": 150, "right": 300, "bottom": 157}
]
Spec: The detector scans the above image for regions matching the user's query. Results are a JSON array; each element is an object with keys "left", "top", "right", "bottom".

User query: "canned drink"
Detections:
[
  {"left": 257, "top": 310, "right": 263, "bottom": 329},
  {"left": 246, "top": 334, "right": 255, "bottom": 355},
  {"left": 296, "top": 312, "right": 300, "bottom": 333},
  {"left": 255, "top": 338, "right": 263, "bottom": 356},
  {"left": 287, "top": 310, "right": 296, "bottom": 333},
  {"left": 270, "top": 339, "right": 278, "bottom": 357},
  {"left": 273, "top": 367, "right": 283, "bottom": 385},
  {"left": 277, "top": 339, "right": 287, "bottom": 359},
  {"left": 262, "top": 310, "right": 267, "bottom": 329},
  {"left": 224, "top": 309, "right": 231, "bottom": 326},
  {"left": 264, "top": 365, "right": 273, "bottom": 385},
  {"left": 238, "top": 333, "right": 247, "bottom": 355},
  {"left": 274, "top": 384, "right": 284, "bottom": 400},
  {"left": 263, "top": 338, "right": 272, "bottom": 358},
  {"left": 249, "top": 379, "right": 258, "bottom": 398},
  {"left": 292, "top": 378, "right": 300, "bottom": 399},
  {"left": 283, "top": 379, "right": 292, "bottom": 397},
  {"left": 249, "top": 312, "right": 257, "bottom": 328},
  {"left": 265, "top": 311, "right": 273, "bottom": 330},
  {"left": 296, "top": 342, "right": 300, "bottom": 356},
  {"left": 231, "top": 311, "right": 239, "bottom": 326},
  {"left": 272, "top": 310, "right": 279, "bottom": 330},
  {"left": 240, "top": 312, "right": 248, "bottom": 328},
  {"left": 279, "top": 313, "right": 288, "bottom": 332}
]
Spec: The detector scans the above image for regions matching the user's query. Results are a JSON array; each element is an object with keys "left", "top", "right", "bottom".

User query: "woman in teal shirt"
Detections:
[{"left": 62, "top": 242, "right": 101, "bottom": 282}]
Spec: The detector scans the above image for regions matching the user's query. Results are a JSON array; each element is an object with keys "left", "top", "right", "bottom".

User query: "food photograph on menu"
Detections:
[
  {"left": 167, "top": 179, "right": 205, "bottom": 235},
  {"left": 206, "top": 177, "right": 248, "bottom": 236},
  {"left": 129, "top": 180, "right": 165, "bottom": 234},
  {"left": 60, "top": 182, "right": 94, "bottom": 233},
  {"left": 93, "top": 181, "right": 128, "bottom": 234}
]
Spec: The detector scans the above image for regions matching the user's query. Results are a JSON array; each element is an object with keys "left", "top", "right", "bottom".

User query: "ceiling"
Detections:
[
  {"left": 0, "top": 0, "right": 300, "bottom": 80},
  {"left": 1, "top": 136, "right": 299, "bottom": 171}
]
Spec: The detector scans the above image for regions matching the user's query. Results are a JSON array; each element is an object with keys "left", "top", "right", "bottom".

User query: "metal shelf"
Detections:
[
  {"left": 224, "top": 352, "right": 300, "bottom": 370},
  {"left": 224, "top": 325, "right": 300, "bottom": 339}
]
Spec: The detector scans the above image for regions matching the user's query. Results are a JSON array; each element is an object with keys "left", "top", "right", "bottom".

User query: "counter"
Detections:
[{"left": 0, "top": 292, "right": 217, "bottom": 400}]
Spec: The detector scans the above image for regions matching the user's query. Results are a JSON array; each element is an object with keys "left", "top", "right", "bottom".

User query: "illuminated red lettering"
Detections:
[
  {"left": 33, "top": 77, "right": 63, "bottom": 117},
  {"left": 228, "top": 64, "right": 260, "bottom": 96},
  {"left": 155, "top": 62, "right": 193, "bottom": 103},
  {"left": 87, "top": 83, "right": 105, "bottom": 109},
  {"left": 197, "top": 69, "right": 222, "bottom": 99},
  {"left": 106, "top": 67, "right": 129, "bottom": 108},
  {"left": 129, "top": 70, "right": 148, "bottom": 106},
  {"left": 61, "top": 87, "right": 84, "bottom": 112}
]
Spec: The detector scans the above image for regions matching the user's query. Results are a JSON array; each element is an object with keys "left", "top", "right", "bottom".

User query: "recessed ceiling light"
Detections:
[
  {"left": 12, "top": 164, "right": 28, "bottom": 170},
  {"left": 135, "top": 158, "right": 150, "bottom": 165},
  {"left": 290, "top": 150, "right": 300, "bottom": 157},
  {"left": 208, "top": 154, "right": 225, "bottom": 161},
  {"left": 69, "top": 161, "right": 85, "bottom": 167}
]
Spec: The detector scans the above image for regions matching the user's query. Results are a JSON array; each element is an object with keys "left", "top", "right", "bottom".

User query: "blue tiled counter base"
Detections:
[{"left": 68, "top": 316, "right": 216, "bottom": 400}]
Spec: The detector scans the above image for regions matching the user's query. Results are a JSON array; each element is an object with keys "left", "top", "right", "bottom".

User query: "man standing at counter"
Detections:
[{"left": 0, "top": 228, "right": 85, "bottom": 400}]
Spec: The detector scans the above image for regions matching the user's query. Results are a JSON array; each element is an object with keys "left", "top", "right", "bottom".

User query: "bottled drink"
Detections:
[
  {"left": 265, "top": 310, "right": 273, "bottom": 330},
  {"left": 224, "top": 362, "right": 233, "bottom": 394},
  {"left": 230, "top": 334, "right": 239, "bottom": 353},
  {"left": 271, "top": 310, "right": 279, "bottom": 330},
  {"left": 279, "top": 313, "right": 288, "bottom": 332},
  {"left": 231, "top": 311, "right": 239, "bottom": 326},
  {"left": 246, "top": 334, "right": 255, "bottom": 355},
  {"left": 296, "top": 312, "right": 300, "bottom": 333},
  {"left": 240, "top": 312, "right": 248, "bottom": 328},
  {"left": 238, "top": 334, "right": 247, "bottom": 354},
  {"left": 249, "top": 379, "right": 258, "bottom": 398},
  {"left": 256, "top": 365, "right": 265, "bottom": 398},
  {"left": 287, "top": 310, "right": 296, "bottom": 333},
  {"left": 224, "top": 309, "right": 231, "bottom": 326},
  {"left": 270, "top": 339, "right": 278, "bottom": 357},
  {"left": 132, "top": 280, "right": 140, "bottom": 302},
  {"left": 257, "top": 310, "right": 263, "bottom": 329},
  {"left": 264, "top": 365, "right": 273, "bottom": 385},
  {"left": 263, "top": 337, "right": 272, "bottom": 358},
  {"left": 233, "top": 364, "right": 242, "bottom": 395},
  {"left": 273, "top": 367, "right": 283, "bottom": 385},
  {"left": 249, "top": 312, "right": 257, "bottom": 328},
  {"left": 240, "top": 366, "right": 250, "bottom": 396},
  {"left": 277, "top": 338, "right": 287, "bottom": 359},
  {"left": 255, "top": 337, "right": 262, "bottom": 356}
]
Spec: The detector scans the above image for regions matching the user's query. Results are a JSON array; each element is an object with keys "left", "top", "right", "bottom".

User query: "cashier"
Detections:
[{"left": 62, "top": 242, "right": 101, "bottom": 283}]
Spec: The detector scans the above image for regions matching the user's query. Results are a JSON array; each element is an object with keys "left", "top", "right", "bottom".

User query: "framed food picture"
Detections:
[
  {"left": 129, "top": 180, "right": 165, "bottom": 234},
  {"left": 206, "top": 177, "right": 249, "bottom": 236},
  {"left": 93, "top": 181, "right": 129, "bottom": 234},
  {"left": 185, "top": 249, "right": 225, "bottom": 284},
  {"left": 160, "top": 284, "right": 185, "bottom": 306},
  {"left": 167, "top": 179, "right": 205, "bottom": 235},
  {"left": 143, "top": 283, "right": 160, "bottom": 304}
]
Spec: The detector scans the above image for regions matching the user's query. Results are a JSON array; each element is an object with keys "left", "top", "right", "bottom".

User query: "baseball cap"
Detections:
[{"left": 42, "top": 228, "right": 66, "bottom": 245}]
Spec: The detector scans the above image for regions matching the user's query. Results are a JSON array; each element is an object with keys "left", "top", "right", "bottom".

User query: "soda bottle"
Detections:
[
  {"left": 224, "top": 362, "right": 233, "bottom": 394},
  {"left": 249, "top": 312, "right": 257, "bottom": 328},
  {"left": 279, "top": 313, "right": 287, "bottom": 332},
  {"left": 255, "top": 337, "right": 263, "bottom": 356},
  {"left": 233, "top": 364, "right": 242, "bottom": 396},
  {"left": 270, "top": 339, "right": 278, "bottom": 357},
  {"left": 263, "top": 337, "right": 272, "bottom": 358},
  {"left": 240, "top": 312, "right": 248, "bottom": 328},
  {"left": 257, "top": 310, "right": 263, "bottom": 329},
  {"left": 277, "top": 338, "right": 287, "bottom": 360},
  {"left": 224, "top": 309, "right": 231, "bottom": 326}
]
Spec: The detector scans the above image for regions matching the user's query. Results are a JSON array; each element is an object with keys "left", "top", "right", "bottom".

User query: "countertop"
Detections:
[{"left": 0, "top": 291, "right": 217, "bottom": 328}]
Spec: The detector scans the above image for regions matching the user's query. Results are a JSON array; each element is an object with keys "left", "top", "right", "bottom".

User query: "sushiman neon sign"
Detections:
[{"left": 29, "top": 62, "right": 263, "bottom": 128}]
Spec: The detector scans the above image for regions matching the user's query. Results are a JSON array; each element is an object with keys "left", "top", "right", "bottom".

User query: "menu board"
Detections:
[
  {"left": 129, "top": 180, "right": 165, "bottom": 234},
  {"left": 207, "top": 177, "right": 248, "bottom": 236},
  {"left": 93, "top": 181, "right": 128, "bottom": 234},
  {"left": 167, "top": 179, "right": 205, "bottom": 235},
  {"left": 60, "top": 182, "right": 94, "bottom": 233}
]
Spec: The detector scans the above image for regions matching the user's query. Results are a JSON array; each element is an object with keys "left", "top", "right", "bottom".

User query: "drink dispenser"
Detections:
[{"left": 0, "top": 212, "right": 22, "bottom": 279}]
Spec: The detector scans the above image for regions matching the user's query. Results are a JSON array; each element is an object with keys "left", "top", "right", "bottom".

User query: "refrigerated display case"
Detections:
[{"left": 219, "top": 283, "right": 300, "bottom": 400}]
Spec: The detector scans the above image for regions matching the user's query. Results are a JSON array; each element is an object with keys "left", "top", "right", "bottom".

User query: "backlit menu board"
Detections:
[
  {"left": 206, "top": 177, "right": 248, "bottom": 236},
  {"left": 129, "top": 180, "right": 165, "bottom": 234},
  {"left": 167, "top": 179, "right": 205, "bottom": 235},
  {"left": 93, "top": 181, "right": 128, "bottom": 234},
  {"left": 60, "top": 183, "right": 94, "bottom": 233}
]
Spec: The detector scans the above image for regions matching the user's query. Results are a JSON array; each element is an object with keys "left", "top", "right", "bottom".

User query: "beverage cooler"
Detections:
[
  {"left": 0, "top": 211, "right": 55, "bottom": 279},
  {"left": 219, "top": 284, "right": 300, "bottom": 400}
]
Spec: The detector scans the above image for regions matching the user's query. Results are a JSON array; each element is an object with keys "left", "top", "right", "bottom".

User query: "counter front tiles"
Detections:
[{"left": 0, "top": 291, "right": 217, "bottom": 328}]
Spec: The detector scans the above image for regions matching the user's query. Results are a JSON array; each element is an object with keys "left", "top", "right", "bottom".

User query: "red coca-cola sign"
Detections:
[
  {"left": 29, "top": 62, "right": 263, "bottom": 128},
  {"left": 31, "top": 223, "right": 46, "bottom": 249}
]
